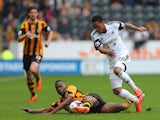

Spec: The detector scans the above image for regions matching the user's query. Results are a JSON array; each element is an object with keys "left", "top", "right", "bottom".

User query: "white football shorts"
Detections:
[{"left": 109, "top": 54, "right": 130, "bottom": 89}]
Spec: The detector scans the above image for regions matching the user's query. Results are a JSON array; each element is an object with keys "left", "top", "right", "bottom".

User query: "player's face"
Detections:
[
  {"left": 28, "top": 9, "right": 38, "bottom": 21},
  {"left": 55, "top": 82, "right": 66, "bottom": 95},
  {"left": 92, "top": 21, "right": 106, "bottom": 34}
]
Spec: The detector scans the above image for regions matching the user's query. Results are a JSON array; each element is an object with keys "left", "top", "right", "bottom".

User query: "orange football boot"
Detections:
[
  {"left": 28, "top": 95, "right": 37, "bottom": 103},
  {"left": 134, "top": 88, "right": 143, "bottom": 98},
  {"left": 135, "top": 95, "right": 143, "bottom": 112}
]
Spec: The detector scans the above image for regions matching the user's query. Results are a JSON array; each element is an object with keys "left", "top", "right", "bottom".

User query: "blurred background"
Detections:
[{"left": 0, "top": 0, "right": 160, "bottom": 75}]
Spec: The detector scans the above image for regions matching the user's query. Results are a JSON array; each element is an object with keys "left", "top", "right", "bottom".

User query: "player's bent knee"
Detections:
[
  {"left": 113, "top": 88, "right": 121, "bottom": 95},
  {"left": 114, "top": 67, "right": 122, "bottom": 75}
]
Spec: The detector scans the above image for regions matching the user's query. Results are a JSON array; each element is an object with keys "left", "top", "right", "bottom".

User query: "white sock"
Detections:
[
  {"left": 118, "top": 89, "right": 138, "bottom": 103},
  {"left": 118, "top": 71, "right": 137, "bottom": 90}
]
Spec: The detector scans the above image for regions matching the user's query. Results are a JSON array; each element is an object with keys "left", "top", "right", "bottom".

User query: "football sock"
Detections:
[
  {"left": 118, "top": 71, "right": 137, "bottom": 90},
  {"left": 121, "top": 99, "right": 132, "bottom": 110},
  {"left": 118, "top": 89, "right": 138, "bottom": 103},
  {"left": 35, "top": 71, "right": 41, "bottom": 82},
  {"left": 83, "top": 101, "right": 92, "bottom": 108},
  {"left": 27, "top": 79, "right": 35, "bottom": 96}
]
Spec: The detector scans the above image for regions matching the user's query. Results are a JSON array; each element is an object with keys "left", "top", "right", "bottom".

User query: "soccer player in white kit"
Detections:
[{"left": 90, "top": 15, "right": 146, "bottom": 112}]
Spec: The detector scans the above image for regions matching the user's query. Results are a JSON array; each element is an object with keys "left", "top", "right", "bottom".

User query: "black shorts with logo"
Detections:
[
  {"left": 23, "top": 55, "right": 42, "bottom": 71},
  {"left": 87, "top": 93, "right": 106, "bottom": 113}
]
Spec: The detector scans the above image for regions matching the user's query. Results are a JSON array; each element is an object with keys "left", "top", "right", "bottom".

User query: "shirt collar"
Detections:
[
  {"left": 28, "top": 19, "right": 38, "bottom": 24},
  {"left": 102, "top": 24, "right": 107, "bottom": 33}
]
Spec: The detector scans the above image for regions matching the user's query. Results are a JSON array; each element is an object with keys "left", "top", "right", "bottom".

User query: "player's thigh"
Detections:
[
  {"left": 109, "top": 73, "right": 122, "bottom": 89},
  {"left": 114, "top": 55, "right": 130, "bottom": 72},
  {"left": 30, "top": 55, "right": 42, "bottom": 71},
  {"left": 30, "top": 61, "right": 39, "bottom": 71},
  {"left": 114, "top": 61, "right": 127, "bottom": 72}
]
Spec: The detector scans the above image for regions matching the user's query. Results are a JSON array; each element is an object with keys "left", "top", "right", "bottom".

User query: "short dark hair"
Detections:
[
  {"left": 91, "top": 14, "right": 104, "bottom": 22},
  {"left": 55, "top": 80, "right": 65, "bottom": 85}
]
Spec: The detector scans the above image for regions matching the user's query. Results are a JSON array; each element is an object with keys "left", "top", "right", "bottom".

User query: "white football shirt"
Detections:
[{"left": 91, "top": 21, "right": 129, "bottom": 65}]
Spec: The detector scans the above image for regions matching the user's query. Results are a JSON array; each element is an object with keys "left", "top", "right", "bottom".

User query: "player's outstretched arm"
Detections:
[
  {"left": 21, "top": 107, "right": 52, "bottom": 114},
  {"left": 125, "top": 23, "right": 147, "bottom": 32},
  {"left": 44, "top": 96, "right": 73, "bottom": 114}
]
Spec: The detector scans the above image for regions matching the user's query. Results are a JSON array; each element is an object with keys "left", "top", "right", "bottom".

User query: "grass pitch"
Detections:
[{"left": 0, "top": 74, "right": 159, "bottom": 120}]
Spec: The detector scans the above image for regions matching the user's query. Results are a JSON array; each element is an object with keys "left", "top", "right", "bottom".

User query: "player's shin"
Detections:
[
  {"left": 118, "top": 89, "right": 138, "bottom": 103},
  {"left": 118, "top": 71, "right": 137, "bottom": 90}
]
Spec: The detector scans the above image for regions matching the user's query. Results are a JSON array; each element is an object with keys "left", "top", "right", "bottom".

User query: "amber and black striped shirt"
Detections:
[
  {"left": 50, "top": 85, "right": 85, "bottom": 112},
  {"left": 18, "top": 19, "right": 52, "bottom": 56}
]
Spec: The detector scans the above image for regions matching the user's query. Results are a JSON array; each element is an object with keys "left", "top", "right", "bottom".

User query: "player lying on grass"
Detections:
[{"left": 21, "top": 80, "right": 132, "bottom": 114}]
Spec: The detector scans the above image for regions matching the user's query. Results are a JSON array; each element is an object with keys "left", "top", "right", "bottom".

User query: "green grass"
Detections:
[{"left": 0, "top": 74, "right": 160, "bottom": 120}]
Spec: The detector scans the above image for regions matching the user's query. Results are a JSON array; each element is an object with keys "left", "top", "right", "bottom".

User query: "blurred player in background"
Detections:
[
  {"left": 21, "top": 80, "right": 131, "bottom": 114},
  {"left": 90, "top": 14, "right": 146, "bottom": 112},
  {"left": 17, "top": 6, "right": 53, "bottom": 103}
]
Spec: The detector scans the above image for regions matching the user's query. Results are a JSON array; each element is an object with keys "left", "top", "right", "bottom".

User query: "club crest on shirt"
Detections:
[{"left": 103, "top": 39, "right": 116, "bottom": 46}]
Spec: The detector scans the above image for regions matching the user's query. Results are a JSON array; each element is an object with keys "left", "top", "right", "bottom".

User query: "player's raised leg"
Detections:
[
  {"left": 30, "top": 62, "right": 42, "bottom": 91},
  {"left": 26, "top": 71, "right": 37, "bottom": 103}
]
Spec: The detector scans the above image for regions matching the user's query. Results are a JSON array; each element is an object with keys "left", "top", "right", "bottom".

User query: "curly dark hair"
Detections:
[{"left": 26, "top": 6, "right": 38, "bottom": 19}]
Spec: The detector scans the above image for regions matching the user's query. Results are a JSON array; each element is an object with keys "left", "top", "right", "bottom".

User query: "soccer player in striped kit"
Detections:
[{"left": 18, "top": 6, "right": 53, "bottom": 103}]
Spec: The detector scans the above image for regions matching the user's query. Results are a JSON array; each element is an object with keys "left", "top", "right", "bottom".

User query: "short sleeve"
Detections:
[
  {"left": 17, "top": 22, "right": 26, "bottom": 36},
  {"left": 42, "top": 21, "right": 52, "bottom": 32},
  {"left": 67, "top": 85, "right": 77, "bottom": 97}
]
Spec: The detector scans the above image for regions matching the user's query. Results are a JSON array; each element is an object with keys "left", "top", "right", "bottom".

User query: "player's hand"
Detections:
[
  {"left": 44, "top": 41, "right": 50, "bottom": 47},
  {"left": 108, "top": 50, "right": 115, "bottom": 58},
  {"left": 138, "top": 27, "right": 147, "bottom": 32},
  {"left": 26, "top": 31, "right": 31, "bottom": 37},
  {"left": 98, "top": 46, "right": 115, "bottom": 57},
  {"left": 21, "top": 108, "right": 31, "bottom": 113}
]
